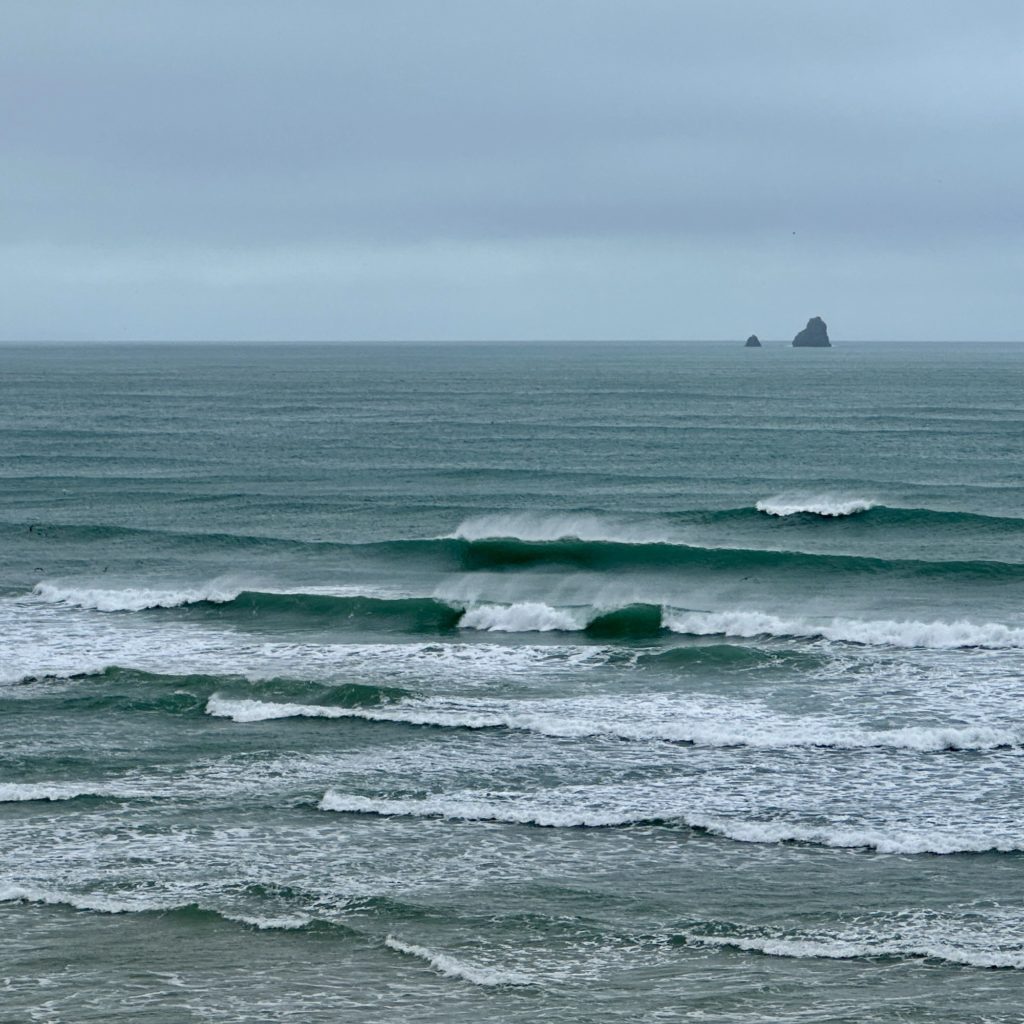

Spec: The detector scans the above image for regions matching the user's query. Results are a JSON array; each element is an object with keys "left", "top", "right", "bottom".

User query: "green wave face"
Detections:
[
  {"left": 9, "top": 669, "right": 411, "bottom": 718},
  {"left": 188, "top": 592, "right": 464, "bottom": 632},
  {"left": 449, "top": 537, "right": 1022, "bottom": 582}
]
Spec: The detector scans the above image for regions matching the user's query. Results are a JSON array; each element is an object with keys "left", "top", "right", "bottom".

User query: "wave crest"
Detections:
[
  {"left": 384, "top": 936, "right": 529, "bottom": 986},
  {"left": 756, "top": 496, "right": 877, "bottom": 517},
  {"left": 31, "top": 581, "right": 243, "bottom": 612}
]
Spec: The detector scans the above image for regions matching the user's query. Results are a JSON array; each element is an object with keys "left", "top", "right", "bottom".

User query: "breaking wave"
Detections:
[
  {"left": 0, "top": 782, "right": 126, "bottom": 803},
  {"left": 459, "top": 602, "right": 1024, "bottom": 650},
  {"left": 662, "top": 609, "right": 1024, "bottom": 650},
  {"left": 755, "top": 496, "right": 877, "bottom": 517},
  {"left": 20, "top": 580, "right": 1024, "bottom": 648},
  {"left": 384, "top": 936, "right": 530, "bottom": 987},
  {"left": 32, "top": 581, "right": 244, "bottom": 612}
]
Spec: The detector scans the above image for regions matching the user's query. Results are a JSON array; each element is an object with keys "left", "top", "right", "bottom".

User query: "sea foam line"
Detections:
[
  {"left": 0, "top": 782, "right": 130, "bottom": 803},
  {"left": 29, "top": 581, "right": 399, "bottom": 613},
  {"left": 317, "top": 791, "right": 1024, "bottom": 854},
  {"left": 677, "top": 929, "right": 1024, "bottom": 970},
  {"left": 0, "top": 884, "right": 316, "bottom": 931},
  {"left": 384, "top": 936, "right": 530, "bottom": 986},
  {"left": 205, "top": 696, "right": 1022, "bottom": 752},
  {"left": 662, "top": 609, "right": 1024, "bottom": 650}
]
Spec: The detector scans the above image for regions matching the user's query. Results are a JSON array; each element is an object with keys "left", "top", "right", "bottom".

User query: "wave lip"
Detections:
[
  {"left": 384, "top": 936, "right": 529, "bottom": 987},
  {"left": 756, "top": 495, "right": 877, "bottom": 517}
]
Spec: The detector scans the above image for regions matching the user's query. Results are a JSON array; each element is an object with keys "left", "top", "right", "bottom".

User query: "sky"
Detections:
[{"left": 1, "top": 0, "right": 1021, "bottom": 341}]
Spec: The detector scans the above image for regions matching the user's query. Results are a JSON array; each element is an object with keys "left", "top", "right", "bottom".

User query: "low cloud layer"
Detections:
[{"left": 2, "top": 0, "right": 1021, "bottom": 340}]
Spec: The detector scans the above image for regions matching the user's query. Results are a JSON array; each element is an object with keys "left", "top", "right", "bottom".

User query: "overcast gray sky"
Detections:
[{"left": 2, "top": 0, "right": 1021, "bottom": 341}]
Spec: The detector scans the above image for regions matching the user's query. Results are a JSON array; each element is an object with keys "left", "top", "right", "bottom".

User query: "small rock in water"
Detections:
[{"left": 744, "top": 334, "right": 762, "bottom": 347}]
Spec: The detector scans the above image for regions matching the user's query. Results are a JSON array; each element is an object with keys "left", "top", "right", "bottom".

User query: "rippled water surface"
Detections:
[{"left": 2, "top": 341, "right": 1023, "bottom": 1022}]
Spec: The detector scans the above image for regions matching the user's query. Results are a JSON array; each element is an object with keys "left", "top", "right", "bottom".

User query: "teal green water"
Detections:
[{"left": 2, "top": 341, "right": 1023, "bottom": 1022}]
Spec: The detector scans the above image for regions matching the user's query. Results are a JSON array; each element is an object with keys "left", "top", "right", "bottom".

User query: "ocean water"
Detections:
[{"left": 1, "top": 340, "right": 1023, "bottom": 1023}]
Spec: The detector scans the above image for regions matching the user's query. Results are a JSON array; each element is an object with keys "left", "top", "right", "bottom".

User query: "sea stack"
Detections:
[
  {"left": 744, "top": 334, "right": 761, "bottom": 347},
  {"left": 792, "top": 317, "right": 831, "bottom": 347}
]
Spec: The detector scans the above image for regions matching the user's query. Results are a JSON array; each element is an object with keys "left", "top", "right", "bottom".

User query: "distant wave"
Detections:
[
  {"left": 384, "top": 936, "right": 530, "bottom": 987},
  {"left": 451, "top": 513, "right": 677, "bottom": 545},
  {"left": 318, "top": 791, "right": 1024, "bottom": 854},
  {"left": 11, "top": 503, "right": 1024, "bottom": 561},
  {"left": 209, "top": 696, "right": 1021, "bottom": 752},
  {"left": 755, "top": 496, "right": 877, "bottom": 517},
  {"left": 23, "top": 529, "right": 1024, "bottom": 608}
]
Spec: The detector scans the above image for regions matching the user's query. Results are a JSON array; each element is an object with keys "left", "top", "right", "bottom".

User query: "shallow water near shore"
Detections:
[{"left": 2, "top": 340, "right": 1023, "bottom": 1022}]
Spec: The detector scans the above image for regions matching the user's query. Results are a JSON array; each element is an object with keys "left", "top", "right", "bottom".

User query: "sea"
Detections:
[{"left": 1, "top": 340, "right": 1022, "bottom": 1023}]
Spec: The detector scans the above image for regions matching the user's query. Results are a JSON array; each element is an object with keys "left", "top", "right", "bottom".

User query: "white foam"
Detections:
[
  {"left": 384, "top": 936, "right": 529, "bottom": 986},
  {"left": 450, "top": 513, "right": 673, "bottom": 544},
  {"left": 319, "top": 790, "right": 635, "bottom": 828},
  {"left": 664, "top": 609, "right": 1024, "bottom": 650},
  {"left": 0, "top": 884, "right": 160, "bottom": 915},
  {"left": 458, "top": 602, "right": 587, "bottom": 632},
  {"left": 679, "top": 929, "right": 1024, "bottom": 970},
  {"left": 0, "top": 782, "right": 123, "bottom": 803},
  {"left": 0, "top": 885, "right": 316, "bottom": 931},
  {"left": 0, "top": 590, "right": 614, "bottom": 685},
  {"left": 318, "top": 790, "right": 1024, "bottom": 854},
  {"left": 689, "top": 816, "right": 1024, "bottom": 855},
  {"left": 31, "top": 581, "right": 243, "bottom": 612},
  {"left": 207, "top": 695, "right": 1022, "bottom": 753},
  {"left": 756, "top": 495, "right": 877, "bottom": 517},
  {"left": 27, "top": 580, "right": 405, "bottom": 614},
  {"left": 222, "top": 912, "right": 313, "bottom": 931}
]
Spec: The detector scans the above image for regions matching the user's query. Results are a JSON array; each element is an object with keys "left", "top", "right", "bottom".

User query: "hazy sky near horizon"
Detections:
[{"left": 2, "top": 1, "right": 1022, "bottom": 341}]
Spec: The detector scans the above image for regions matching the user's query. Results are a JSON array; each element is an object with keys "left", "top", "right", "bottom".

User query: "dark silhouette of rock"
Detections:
[
  {"left": 792, "top": 317, "right": 831, "bottom": 347},
  {"left": 744, "top": 334, "right": 761, "bottom": 347}
]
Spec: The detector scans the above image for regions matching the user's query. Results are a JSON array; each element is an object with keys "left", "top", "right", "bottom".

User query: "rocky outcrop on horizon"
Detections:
[
  {"left": 792, "top": 317, "right": 831, "bottom": 347},
  {"left": 744, "top": 334, "right": 761, "bottom": 347}
]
